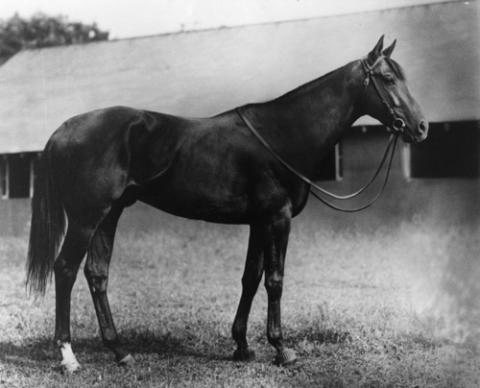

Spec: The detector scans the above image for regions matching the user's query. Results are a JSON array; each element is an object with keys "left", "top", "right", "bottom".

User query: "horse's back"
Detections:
[
  {"left": 44, "top": 106, "right": 250, "bottom": 218},
  {"left": 43, "top": 105, "right": 298, "bottom": 224}
]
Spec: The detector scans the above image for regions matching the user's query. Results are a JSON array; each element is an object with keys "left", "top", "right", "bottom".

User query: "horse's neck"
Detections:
[{"left": 253, "top": 61, "right": 362, "bottom": 179}]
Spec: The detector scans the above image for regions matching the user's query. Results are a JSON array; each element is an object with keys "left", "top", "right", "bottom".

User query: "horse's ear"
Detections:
[
  {"left": 368, "top": 35, "right": 384, "bottom": 63},
  {"left": 382, "top": 39, "right": 397, "bottom": 58}
]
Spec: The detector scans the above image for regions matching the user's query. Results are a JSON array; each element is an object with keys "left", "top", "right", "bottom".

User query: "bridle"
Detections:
[
  {"left": 236, "top": 56, "right": 404, "bottom": 212},
  {"left": 361, "top": 56, "right": 406, "bottom": 134}
]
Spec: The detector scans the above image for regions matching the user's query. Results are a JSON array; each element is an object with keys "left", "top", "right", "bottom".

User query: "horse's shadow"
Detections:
[
  {"left": 0, "top": 329, "right": 233, "bottom": 370},
  {"left": 0, "top": 324, "right": 352, "bottom": 371}
]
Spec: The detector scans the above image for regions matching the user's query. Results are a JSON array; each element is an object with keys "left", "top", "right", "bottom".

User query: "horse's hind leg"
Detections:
[
  {"left": 54, "top": 220, "right": 97, "bottom": 373},
  {"left": 232, "top": 224, "right": 264, "bottom": 361},
  {"left": 83, "top": 205, "right": 133, "bottom": 365}
]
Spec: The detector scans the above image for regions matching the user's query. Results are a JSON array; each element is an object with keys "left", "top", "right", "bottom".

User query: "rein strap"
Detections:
[{"left": 236, "top": 107, "right": 399, "bottom": 213}]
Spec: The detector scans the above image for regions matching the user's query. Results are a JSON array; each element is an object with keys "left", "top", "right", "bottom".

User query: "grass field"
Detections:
[{"left": 0, "top": 202, "right": 479, "bottom": 387}]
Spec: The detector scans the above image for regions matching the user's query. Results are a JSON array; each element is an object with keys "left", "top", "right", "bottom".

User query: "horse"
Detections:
[{"left": 26, "top": 36, "right": 428, "bottom": 372}]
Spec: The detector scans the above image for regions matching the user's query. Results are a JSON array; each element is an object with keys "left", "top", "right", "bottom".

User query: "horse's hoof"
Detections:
[
  {"left": 233, "top": 348, "right": 256, "bottom": 362},
  {"left": 118, "top": 353, "right": 135, "bottom": 366},
  {"left": 274, "top": 348, "right": 297, "bottom": 366},
  {"left": 60, "top": 359, "right": 80, "bottom": 373},
  {"left": 59, "top": 342, "right": 81, "bottom": 373}
]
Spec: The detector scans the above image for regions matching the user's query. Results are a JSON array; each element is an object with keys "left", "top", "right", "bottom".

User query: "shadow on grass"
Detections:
[
  {"left": 0, "top": 329, "right": 233, "bottom": 371},
  {"left": 120, "top": 329, "right": 233, "bottom": 361},
  {"left": 0, "top": 323, "right": 355, "bottom": 371}
]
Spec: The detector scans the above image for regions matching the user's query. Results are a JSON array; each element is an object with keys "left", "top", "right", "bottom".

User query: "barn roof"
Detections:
[{"left": 0, "top": 0, "right": 478, "bottom": 153}]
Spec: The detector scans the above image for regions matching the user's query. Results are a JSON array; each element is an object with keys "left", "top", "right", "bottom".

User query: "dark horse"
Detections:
[{"left": 27, "top": 36, "right": 428, "bottom": 372}]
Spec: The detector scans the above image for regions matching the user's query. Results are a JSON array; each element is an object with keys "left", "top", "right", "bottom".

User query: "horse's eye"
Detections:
[{"left": 383, "top": 73, "right": 395, "bottom": 83}]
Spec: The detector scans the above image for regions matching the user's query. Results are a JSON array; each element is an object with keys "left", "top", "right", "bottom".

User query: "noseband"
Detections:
[{"left": 361, "top": 57, "right": 406, "bottom": 133}]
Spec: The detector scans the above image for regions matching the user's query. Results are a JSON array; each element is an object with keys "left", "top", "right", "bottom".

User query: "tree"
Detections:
[{"left": 0, "top": 13, "right": 109, "bottom": 64}]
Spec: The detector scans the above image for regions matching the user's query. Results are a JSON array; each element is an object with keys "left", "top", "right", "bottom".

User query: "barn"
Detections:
[{"left": 0, "top": 1, "right": 478, "bottom": 231}]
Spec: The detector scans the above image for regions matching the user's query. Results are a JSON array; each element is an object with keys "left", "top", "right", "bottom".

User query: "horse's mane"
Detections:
[
  {"left": 273, "top": 66, "right": 343, "bottom": 102},
  {"left": 268, "top": 57, "right": 405, "bottom": 105}
]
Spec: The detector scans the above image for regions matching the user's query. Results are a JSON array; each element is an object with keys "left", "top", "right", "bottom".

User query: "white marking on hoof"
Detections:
[
  {"left": 60, "top": 342, "right": 80, "bottom": 373},
  {"left": 118, "top": 353, "right": 135, "bottom": 366}
]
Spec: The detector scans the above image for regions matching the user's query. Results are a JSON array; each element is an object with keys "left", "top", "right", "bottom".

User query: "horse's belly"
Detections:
[{"left": 138, "top": 182, "right": 250, "bottom": 224}]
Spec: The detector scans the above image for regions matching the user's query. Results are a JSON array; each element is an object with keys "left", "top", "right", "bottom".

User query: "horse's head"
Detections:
[{"left": 359, "top": 36, "right": 428, "bottom": 143}]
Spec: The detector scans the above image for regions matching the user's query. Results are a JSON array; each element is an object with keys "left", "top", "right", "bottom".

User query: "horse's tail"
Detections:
[{"left": 26, "top": 145, "right": 66, "bottom": 295}]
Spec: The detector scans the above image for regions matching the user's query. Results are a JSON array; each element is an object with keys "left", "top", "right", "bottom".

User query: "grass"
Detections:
[{"left": 0, "top": 203, "right": 479, "bottom": 387}]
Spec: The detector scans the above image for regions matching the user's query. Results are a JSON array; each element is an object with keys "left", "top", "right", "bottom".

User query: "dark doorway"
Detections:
[
  {"left": 410, "top": 121, "right": 480, "bottom": 178},
  {"left": 9, "top": 154, "right": 31, "bottom": 198}
]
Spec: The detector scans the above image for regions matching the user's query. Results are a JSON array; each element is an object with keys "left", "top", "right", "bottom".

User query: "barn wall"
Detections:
[
  {"left": 328, "top": 130, "right": 480, "bottom": 230},
  {"left": 0, "top": 1, "right": 477, "bottom": 153}
]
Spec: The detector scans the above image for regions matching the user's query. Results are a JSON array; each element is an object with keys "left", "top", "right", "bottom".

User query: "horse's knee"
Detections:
[{"left": 265, "top": 275, "right": 283, "bottom": 300}]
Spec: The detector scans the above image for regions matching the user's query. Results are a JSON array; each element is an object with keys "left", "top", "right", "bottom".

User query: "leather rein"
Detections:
[{"left": 236, "top": 57, "right": 405, "bottom": 213}]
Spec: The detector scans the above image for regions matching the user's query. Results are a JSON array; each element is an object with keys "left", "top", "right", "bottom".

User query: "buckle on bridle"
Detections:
[{"left": 392, "top": 117, "right": 405, "bottom": 132}]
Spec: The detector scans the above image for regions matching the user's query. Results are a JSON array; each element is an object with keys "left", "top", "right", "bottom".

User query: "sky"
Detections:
[{"left": 0, "top": 0, "right": 457, "bottom": 39}]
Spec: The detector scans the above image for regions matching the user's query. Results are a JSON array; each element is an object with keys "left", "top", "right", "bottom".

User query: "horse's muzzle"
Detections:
[
  {"left": 411, "top": 120, "right": 429, "bottom": 143},
  {"left": 397, "top": 118, "right": 428, "bottom": 143}
]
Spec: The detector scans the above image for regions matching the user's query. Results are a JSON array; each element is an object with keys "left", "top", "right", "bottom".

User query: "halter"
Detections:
[{"left": 361, "top": 56, "right": 406, "bottom": 134}]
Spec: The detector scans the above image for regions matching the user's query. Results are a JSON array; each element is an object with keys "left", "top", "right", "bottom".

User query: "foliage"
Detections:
[{"left": 0, "top": 13, "right": 109, "bottom": 64}]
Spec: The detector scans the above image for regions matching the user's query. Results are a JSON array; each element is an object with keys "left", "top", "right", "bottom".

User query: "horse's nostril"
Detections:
[{"left": 419, "top": 120, "right": 428, "bottom": 133}]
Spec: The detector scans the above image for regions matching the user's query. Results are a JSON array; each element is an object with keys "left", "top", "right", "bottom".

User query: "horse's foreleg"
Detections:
[
  {"left": 54, "top": 222, "right": 94, "bottom": 373},
  {"left": 232, "top": 224, "right": 264, "bottom": 361},
  {"left": 84, "top": 206, "right": 133, "bottom": 365},
  {"left": 263, "top": 205, "right": 297, "bottom": 366}
]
